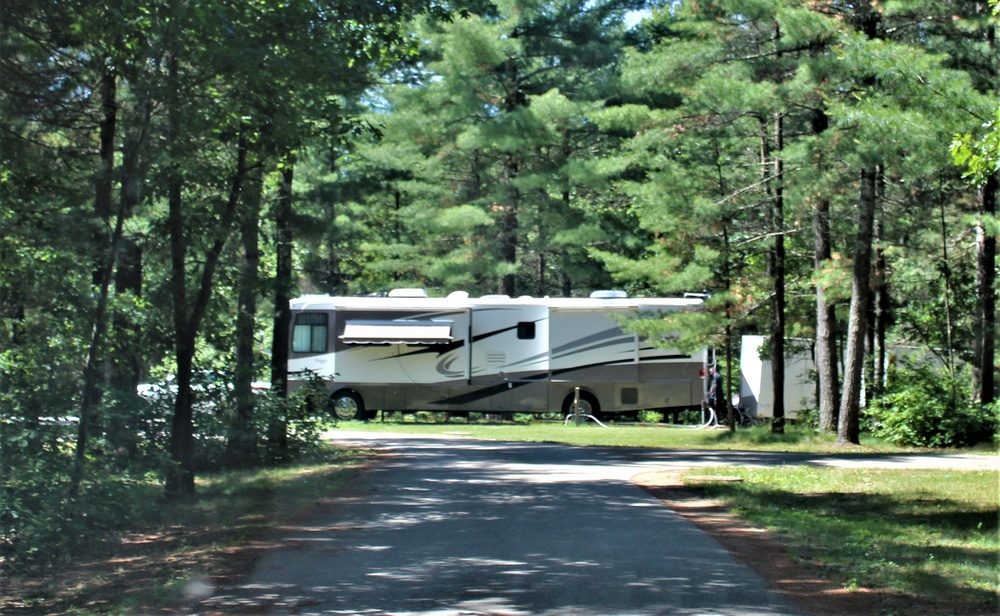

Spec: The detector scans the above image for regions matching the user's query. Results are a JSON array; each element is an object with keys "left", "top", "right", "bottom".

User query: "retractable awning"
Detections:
[{"left": 340, "top": 320, "right": 454, "bottom": 345}]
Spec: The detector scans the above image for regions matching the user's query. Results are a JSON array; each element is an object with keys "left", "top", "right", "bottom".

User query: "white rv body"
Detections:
[{"left": 288, "top": 291, "right": 708, "bottom": 420}]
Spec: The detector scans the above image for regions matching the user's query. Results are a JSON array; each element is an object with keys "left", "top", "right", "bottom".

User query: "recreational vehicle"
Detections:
[{"left": 287, "top": 289, "right": 708, "bottom": 420}]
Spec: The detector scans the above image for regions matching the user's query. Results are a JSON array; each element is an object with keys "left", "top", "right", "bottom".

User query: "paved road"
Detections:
[{"left": 201, "top": 432, "right": 996, "bottom": 616}]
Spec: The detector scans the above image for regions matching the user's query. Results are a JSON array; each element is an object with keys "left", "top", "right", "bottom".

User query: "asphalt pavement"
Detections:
[{"left": 198, "top": 431, "right": 996, "bottom": 616}]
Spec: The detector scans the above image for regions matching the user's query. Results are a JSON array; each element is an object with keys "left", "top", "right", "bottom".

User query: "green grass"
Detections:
[
  {"left": 333, "top": 416, "right": 994, "bottom": 454},
  {"left": 682, "top": 466, "right": 999, "bottom": 611}
]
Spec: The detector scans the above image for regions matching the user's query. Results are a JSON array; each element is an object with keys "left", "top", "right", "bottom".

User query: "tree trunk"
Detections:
[
  {"left": 869, "top": 168, "right": 888, "bottom": 401},
  {"left": 814, "top": 196, "right": 840, "bottom": 432},
  {"left": 768, "top": 112, "right": 786, "bottom": 434},
  {"left": 975, "top": 173, "right": 997, "bottom": 406},
  {"left": 838, "top": 166, "right": 878, "bottom": 445},
  {"left": 73, "top": 66, "right": 119, "bottom": 492},
  {"left": 111, "top": 238, "right": 143, "bottom": 396},
  {"left": 269, "top": 162, "right": 295, "bottom": 460},
  {"left": 723, "top": 224, "right": 735, "bottom": 432},
  {"left": 165, "top": 52, "right": 192, "bottom": 497},
  {"left": 110, "top": 108, "right": 151, "bottom": 398},
  {"left": 226, "top": 163, "right": 263, "bottom": 468},
  {"left": 166, "top": 121, "right": 249, "bottom": 496},
  {"left": 873, "top": 215, "right": 889, "bottom": 395},
  {"left": 499, "top": 58, "right": 523, "bottom": 297},
  {"left": 499, "top": 175, "right": 519, "bottom": 296}
]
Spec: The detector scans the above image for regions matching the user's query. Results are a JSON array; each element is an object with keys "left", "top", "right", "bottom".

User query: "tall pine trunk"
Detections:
[
  {"left": 764, "top": 112, "right": 786, "bottom": 433},
  {"left": 838, "top": 166, "right": 878, "bottom": 445},
  {"left": 814, "top": 195, "right": 840, "bottom": 432},
  {"left": 226, "top": 163, "right": 263, "bottom": 468},
  {"left": 499, "top": 58, "right": 524, "bottom": 297},
  {"left": 873, "top": 215, "right": 889, "bottom": 396},
  {"left": 73, "top": 66, "right": 120, "bottom": 492},
  {"left": 269, "top": 162, "right": 295, "bottom": 460},
  {"left": 109, "top": 104, "right": 152, "bottom": 400},
  {"left": 723, "top": 225, "right": 735, "bottom": 432},
  {"left": 975, "top": 174, "right": 997, "bottom": 406},
  {"left": 867, "top": 168, "right": 888, "bottom": 404}
]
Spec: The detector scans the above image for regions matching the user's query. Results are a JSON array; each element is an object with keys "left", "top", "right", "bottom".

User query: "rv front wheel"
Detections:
[
  {"left": 330, "top": 390, "right": 366, "bottom": 421},
  {"left": 562, "top": 391, "right": 601, "bottom": 419}
]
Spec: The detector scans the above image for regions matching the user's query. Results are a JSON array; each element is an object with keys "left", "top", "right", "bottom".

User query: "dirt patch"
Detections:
[{"left": 632, "top": 469, "right": 981, "bottom": 616}]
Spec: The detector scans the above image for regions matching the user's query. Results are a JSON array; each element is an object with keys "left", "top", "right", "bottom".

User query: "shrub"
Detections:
[{"left": 865, "top": 365, "right": 998, "bottom": 448}]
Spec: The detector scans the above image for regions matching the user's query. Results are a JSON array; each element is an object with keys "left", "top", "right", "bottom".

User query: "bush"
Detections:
[
  {"left": 1, "top": 458, "right": 162, "bottom": 573},
  {"left": 865, "top": 365, "right": 998, "bottom": 448}
]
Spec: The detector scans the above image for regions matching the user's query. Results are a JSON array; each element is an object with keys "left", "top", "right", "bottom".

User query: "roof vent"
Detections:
[
  {"left": 590, "top": 290, "right": 628, "bottom": 299},
  {"left": 388, "top": 288, "right": 429, "bottom": 298}
]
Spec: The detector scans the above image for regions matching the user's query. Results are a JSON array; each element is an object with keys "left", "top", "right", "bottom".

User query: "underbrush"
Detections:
[
  {"left": 1, "top": 445, "right": 374, "bottom": 614},
  {"left": 865, "top": 364, "right": 999, "bottom": 448}
]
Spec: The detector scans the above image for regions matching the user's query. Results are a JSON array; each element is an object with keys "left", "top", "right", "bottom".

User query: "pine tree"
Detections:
[{"left": 336, "top": 0, "right": 646, "bottom": 297}]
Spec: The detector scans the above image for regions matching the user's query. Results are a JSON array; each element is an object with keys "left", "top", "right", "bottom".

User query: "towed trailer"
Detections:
[{"left": 287, "top": 289, "right": 709, "bottom": 421}]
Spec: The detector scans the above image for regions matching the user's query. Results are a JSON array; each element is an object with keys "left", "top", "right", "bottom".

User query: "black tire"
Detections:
[
  {"left": 330, "top": 390, "right": 366, "bottom": 421},
  {"left": 562, "top": 390, "right": 601, "bottom": 419}
]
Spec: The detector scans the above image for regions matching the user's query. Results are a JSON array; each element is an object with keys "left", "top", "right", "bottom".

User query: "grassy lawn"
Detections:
[
  {"left": 679, "top": 466, "right": 999, "bottom": 614},
  {"left": 336, "top": 415, "right": 995, "bottom": 453}
]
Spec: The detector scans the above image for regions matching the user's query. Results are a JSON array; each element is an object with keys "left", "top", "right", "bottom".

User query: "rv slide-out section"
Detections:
[{"left": 287, "top": 291, "right": 707, "bottom": 420}]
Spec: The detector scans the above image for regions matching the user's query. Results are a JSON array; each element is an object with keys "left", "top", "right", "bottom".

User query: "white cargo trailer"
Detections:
[
  {"left": 739, "top": 335, "right": 816, "bottom": 419},
  {"left": 288, "top": 290, "right": 709, "bottom": 420}
]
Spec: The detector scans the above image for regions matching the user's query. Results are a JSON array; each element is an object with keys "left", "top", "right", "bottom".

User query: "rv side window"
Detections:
[
  {"left": 292, "top": 313, "right": 328, "bottom": 353},
  {"left": 517, "top": 321, "right": 536, "bottom": 340}
]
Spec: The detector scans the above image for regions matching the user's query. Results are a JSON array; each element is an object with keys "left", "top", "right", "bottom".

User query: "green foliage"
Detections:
[
  {"left": 865, "top": 365, "right": 999, "bottom": 448},
  {"left": 952, "top": 107, "right": 1000, "bottom": 186},
  {"left": 1, "top": 454, "right": 163, "bottom": 573},
  {"left": 0, "top": 383, "right": 329, "bottom": 574}
]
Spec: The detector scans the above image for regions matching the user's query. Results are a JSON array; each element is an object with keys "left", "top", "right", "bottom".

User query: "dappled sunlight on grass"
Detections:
[{"left": 680, "top": 467, "right": 999, "bottom": 613}]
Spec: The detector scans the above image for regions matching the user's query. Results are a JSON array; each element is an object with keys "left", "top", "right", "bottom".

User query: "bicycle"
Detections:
[{"left": 730, "top": 395, "right": 760, "bottom": 427}]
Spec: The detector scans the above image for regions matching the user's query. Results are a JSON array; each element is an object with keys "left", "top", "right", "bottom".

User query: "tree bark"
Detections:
[
  {"left": 767, "top": 112, "right": 786, "bottom": 434},
  {"left": 110, "top": 106, "right": 151, "bottom": 398},
  {"left": 723, "top": 224, "right": 735, "bottom": 432},
  {"left": 73, "top": 66, "right": 119, "bottom": 492},
  {"left": 873, "top": 215, "right": 889, "bottom": 395},
  {"left": 269, "top": 162, "right": 295, "bottom": 460},
  {"left": 975, "top": 173, "right": 997, "bottom": 406},
  {"left": 814, "top": 196, "right": 840, "bottom": 432},
  {"left": 838, "top": 166, "right": 878, "bottom": 445},
  {"left": 499, "top": 58, "right": 523, "bottom": 297},
  {"left": 499, "top": 170, "right": 519, "bottom": 296},
  {"left": 226, "top": 163, "right": 263, "bottom": 468},
  {"left": 868, "top": 168, "right": 888, "bottom": 401}
]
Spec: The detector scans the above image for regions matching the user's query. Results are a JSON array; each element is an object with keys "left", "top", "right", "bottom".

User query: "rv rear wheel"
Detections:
[
  {"left": 562, "top": 391, "right": 601, "bottom": 419},
  {"left": 330, "top": 390, "right": 366, "bottom": 422}
]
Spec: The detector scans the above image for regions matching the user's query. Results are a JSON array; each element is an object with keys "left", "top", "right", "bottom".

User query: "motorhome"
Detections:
[{"left": 287, "top": 289, "right": 708, "bottom": 420}]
